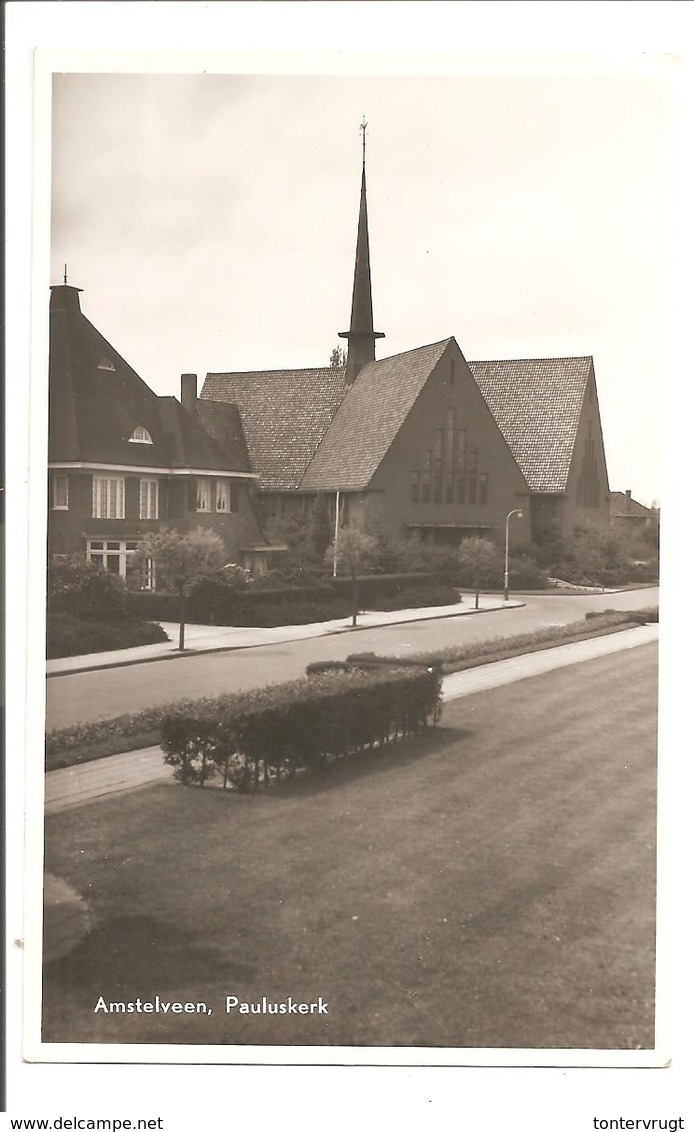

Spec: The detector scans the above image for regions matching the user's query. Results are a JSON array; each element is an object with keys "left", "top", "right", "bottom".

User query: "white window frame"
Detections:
[
  {"left": 92, "top": 475, "right": 125, "bottom": 519},
  {"left": 139, "top": 477, "right": 159, "bottom": 520},
  {"left": 216, "top": 480, "right": 231, "bottom": 512},
  {"left": 196, "top": 478, "right": 211, "bottom": 512},
  {"left": 86, "top": 540, "right": 156, "bottom": 590},
  {"left": 129, "top": 425, "right": 153, "bottom": 444},
  {"left": 52, "top": 473, "right": 69, "bottom": 510}
]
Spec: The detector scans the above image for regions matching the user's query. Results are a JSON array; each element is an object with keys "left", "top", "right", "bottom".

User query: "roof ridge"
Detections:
[
  {"left": 206, "top": 365, "right": 343, "bottom": 378},
  {"left": 469, "top": 355, "right": 593, "bottom": 365}
]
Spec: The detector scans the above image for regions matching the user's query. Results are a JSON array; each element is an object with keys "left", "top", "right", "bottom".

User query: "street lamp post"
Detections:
[{"left": 504, "top": 509, "right": 523, "bottom": 602}]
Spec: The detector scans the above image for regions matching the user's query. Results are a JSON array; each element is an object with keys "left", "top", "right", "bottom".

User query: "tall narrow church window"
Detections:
[
  {"left": 479, "top": 473, "right": 489, "bottom": 505},
  {"left": 433, "top": 430, "right": 444, "bottom": 503},
  {"left": 468, "top": 451, "right": 478, "bottom": 505},
  {"left": 445, "top": 409, "right": 455, "bottom": 500},
  {"left": 411, "top": 471, "right": 420, "bottom": 504},
  {"left": 421, "top": 451, "right": 432, "bottom": 503},
  {"left": 456, "top": 431, "right": 467, "bottom": 503}
]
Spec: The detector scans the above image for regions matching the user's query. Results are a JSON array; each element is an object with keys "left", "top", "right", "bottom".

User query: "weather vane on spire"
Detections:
[
  {"left": 360, "top": 115, "right": 368, "bottom": 166},
  {"left": 63, "top": 263, "right": 68, "bottom": 285}
]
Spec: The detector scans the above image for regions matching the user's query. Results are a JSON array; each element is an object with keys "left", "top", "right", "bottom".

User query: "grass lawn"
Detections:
[{"left": 43, "top": 644, "right": 657, "bottom": 1051}]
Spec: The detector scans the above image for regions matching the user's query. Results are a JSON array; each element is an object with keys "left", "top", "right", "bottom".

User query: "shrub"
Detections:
[
  {"left": 158, "top": 665, "right": 442, "bottom": 791},
  {"left": 507, "top": 555, "right": 548, "bottom": 590},
  {"left": 46, "top": 613, "right": 169, "bottom": 659},
  {"left": 48, "top": 556, "right": 131, "bottom": 622}
]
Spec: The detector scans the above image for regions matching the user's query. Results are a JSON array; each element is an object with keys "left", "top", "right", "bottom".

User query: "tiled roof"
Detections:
[
  {"left": 300, "top": 339, "right": 452, "bottom": 490},
  {"left": 195, "top": 399, "right": 252, "bottom": 473},
  {"left": 469, "top": 357, "right": 593, "bottom": 493},
  {"left": 609, "top": 491, "right": 652, "bottom": 518},
  {"left": 49, "top": 286, "right": 247, "bottom": 473},
  {"left": 201, "top": 367, "right": 348, "bottom": 491}
]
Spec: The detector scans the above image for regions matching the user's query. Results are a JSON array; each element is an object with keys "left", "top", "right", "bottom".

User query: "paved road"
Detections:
[
  {"left": 45, "top": 587, "right": 658, "bottom": 731},
  {"left": 45, "top": 624, "right": 658, "bottom": 813},
  {"left": 43, "top": 639, "right": 657, "bottom": 1049}
]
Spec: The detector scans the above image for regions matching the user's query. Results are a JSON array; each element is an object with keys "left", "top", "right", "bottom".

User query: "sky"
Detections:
[{"left": 49, "top": 66, "right": 669, "bottom": 506}]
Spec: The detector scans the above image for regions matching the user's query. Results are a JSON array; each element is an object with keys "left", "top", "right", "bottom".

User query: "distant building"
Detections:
[
  {"left": 609, "top": 490, "right": 656, "bottom": 537},
  {"left": 47, "top": 284, "right": 276, "bottom": 581},
  {"left": 201, "top": 146, "right": 611, "bottom": 547}
]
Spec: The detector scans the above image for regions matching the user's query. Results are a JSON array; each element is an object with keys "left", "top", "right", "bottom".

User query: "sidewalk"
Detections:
[
  {"left": 44, "top": 623, "right": 658, "bottom": 815},
  {"left": 46, "top": 594, "right": 522, "bottom": 676}
]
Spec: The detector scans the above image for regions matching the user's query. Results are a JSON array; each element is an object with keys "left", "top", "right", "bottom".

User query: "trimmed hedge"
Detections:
[
  {"left": 128, "top": 572, "right": 436, "bottom": 626},
  {"left": 585, "top": 606, "right": 658, "bottom": 624},
  {"left": 46, "top": 613, "right": 169, "bottom": 660},
  {"left": 352, "top": 609, "right": 658, "bottom": 674},
  {"left": 159, "top": 665, "right": 442, "bottom": 791},
  {"left": 367, "top": 583, "right": 460, "bottom": 612}
]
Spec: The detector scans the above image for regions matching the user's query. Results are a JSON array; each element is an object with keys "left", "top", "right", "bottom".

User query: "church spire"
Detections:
[{"left": 338, "top": 118, "right": 384, "bottom": 385}]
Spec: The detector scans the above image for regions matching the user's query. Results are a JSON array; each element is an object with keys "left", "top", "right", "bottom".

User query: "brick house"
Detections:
[
  {"left": 609, "top": 490, "right": 657, "bottom": 538},
  {"left": 48, "top": 283, "right": 276, "bottom": 582},
  {"left": 200, "top": 152, "right": 611, "bottom": 549}
]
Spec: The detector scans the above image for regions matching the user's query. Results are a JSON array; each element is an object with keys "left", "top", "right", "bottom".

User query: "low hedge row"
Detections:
[
  {"left": 159, "top": 664, "right": 442, "bottom": 791},
  {"left": 585, "top": 606, "right": 658, "bottom": 624},
  {"left": 367, "top": 584, "right": 460, "bottom": 612},
  {"left": 381, "top": 609, "right": 658, "bottom": 672},
  {"left": 46, "top": 613, "right": 169, "bottom": 659},
  {"left": 128, "top": 573, "right": 435, "bottom": 626}
]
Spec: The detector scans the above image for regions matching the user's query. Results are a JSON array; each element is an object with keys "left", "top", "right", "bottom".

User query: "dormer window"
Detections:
[
  {"left": 129, "top": 426, "right": 153, "bottom": 444},
  {"left": 98, "top": 356, "right": 116, "bottom": 371}
]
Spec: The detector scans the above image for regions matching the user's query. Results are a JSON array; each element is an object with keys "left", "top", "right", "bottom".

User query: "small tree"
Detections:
[
  {"left": 330, "top": 345, "right": 347, "bottom": 368},
  {"left": 135, "top": 527, "right": 226, "bottom": 650},
  {"left": 458, "top": 536, "right": 501, "bottom": 609},
  {"left": 325, "top": 527, "right": 379, "bottom": 626}
]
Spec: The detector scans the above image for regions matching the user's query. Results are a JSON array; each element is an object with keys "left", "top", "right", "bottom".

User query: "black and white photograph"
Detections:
[
  {"left": 6, "top": 4, "right": 693, "bottom": 1123},
  {"left": 31, "top": 59, "right": 665, "bottom": 1059}
]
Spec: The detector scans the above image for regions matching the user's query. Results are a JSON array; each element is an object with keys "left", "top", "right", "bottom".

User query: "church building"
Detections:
[{"left": 200, "top": 134, "right": 611, "bottom": 549}]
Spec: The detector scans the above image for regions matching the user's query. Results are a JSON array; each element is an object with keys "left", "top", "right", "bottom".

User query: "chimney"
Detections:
[
  {"left": 181, "top": 373, "right": 198, "bottom": 413},
  {"left": 625, "top": 489, "right": 632, "bottom": 500}
]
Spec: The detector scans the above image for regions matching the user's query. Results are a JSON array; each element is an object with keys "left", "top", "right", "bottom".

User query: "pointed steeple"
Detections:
[{"left": 338, "top": 118, "right": 384, "bottom": 385}]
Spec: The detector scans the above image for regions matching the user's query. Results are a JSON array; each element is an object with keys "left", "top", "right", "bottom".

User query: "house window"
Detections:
[
  {"left": 129, "top": 426, "right": 153, "bottom": 444},
  {"left": 92, "top": 476, "right": 125, "bottom": 519},
  {"left": 52, "top": 473, "right": 69, "bottom": 510},
  {"left": 216, "top": 480, "right": 231, "bottom": 512},
  {"left": 196, "top": 479, "right": 211, "bottom": 512},
  {"left": 87, "top": 539, "right": 154, "bottom": 588},
  {"left": 139, "top": 478, "right": 159, "bottom": 520}
]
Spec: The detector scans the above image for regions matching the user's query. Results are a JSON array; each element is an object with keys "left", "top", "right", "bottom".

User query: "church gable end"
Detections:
[{"left": 368, "top": 339, "right": 531, "bottom": 545}]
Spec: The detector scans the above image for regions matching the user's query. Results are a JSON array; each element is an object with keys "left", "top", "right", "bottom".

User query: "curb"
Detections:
[{"left": 46, "top": 600, "right": 525, "bottom": 679}]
